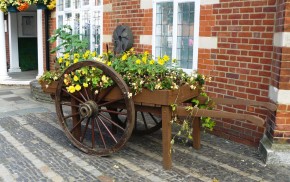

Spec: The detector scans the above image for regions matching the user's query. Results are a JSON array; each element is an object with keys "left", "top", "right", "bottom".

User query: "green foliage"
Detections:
[{"left": 49, "top": 25, "right": 89, "bottom": 55}]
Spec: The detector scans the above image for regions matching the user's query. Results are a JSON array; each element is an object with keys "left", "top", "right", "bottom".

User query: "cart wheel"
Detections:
[
  {"left": 55, "top": 61, "right": 135, "bottom": 156},
  {"left": 134, "top": 111, "right": 162, "bottom": 135},
  {"left": 117, "top": 110, "right": 162, "bottom": 135}
]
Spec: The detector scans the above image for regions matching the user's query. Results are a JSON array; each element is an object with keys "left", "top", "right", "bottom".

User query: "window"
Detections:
[
  {"left": 153, "top": 0, "right": 200, "bottom": 72},
  {"left": 56, "top": 0, "right": 102, "bottom": 55}
]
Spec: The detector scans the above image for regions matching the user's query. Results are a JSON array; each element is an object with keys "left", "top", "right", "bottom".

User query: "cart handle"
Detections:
[
  {"left": 176, "top": 107, "right": 265, "bottom": 127},
  {"left": 212, "top": 98, "right": 277, "bottom": 112}
]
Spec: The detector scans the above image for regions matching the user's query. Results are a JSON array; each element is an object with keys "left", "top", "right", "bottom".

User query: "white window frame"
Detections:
[
  {"left": 152, "top": 0, "right": 200, "bottom": 73},
  {"left": 56, "top": 0, "right": 103, "bottom": 55}
]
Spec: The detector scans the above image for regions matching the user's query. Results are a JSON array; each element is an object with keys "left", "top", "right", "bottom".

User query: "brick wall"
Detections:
[
  {"left": 198, "top": 0, "right": 277, "bottom": 146},
  {"left": 103, "top": 0, "right": 152, "bottom": 53},
  {"left": 49, "top": 10, "right": 56, "bottom": 71}
]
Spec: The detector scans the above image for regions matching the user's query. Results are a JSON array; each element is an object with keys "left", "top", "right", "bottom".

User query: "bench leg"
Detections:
[
  {"left": 162, "top": 106, "right": 172, "bottom": 170},
  {"left": 192, "top": 117, "right": 201, "bottom": 149}
]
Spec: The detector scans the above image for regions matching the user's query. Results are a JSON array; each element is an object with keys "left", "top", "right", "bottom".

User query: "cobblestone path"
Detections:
[{"left": 0, "top": 86, "right": 289, "bottom": 181}]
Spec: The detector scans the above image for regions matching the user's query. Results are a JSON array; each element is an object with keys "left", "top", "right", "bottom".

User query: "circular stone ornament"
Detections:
[{"left": 113, "top": 25, "right": 134, "bottom": 54}]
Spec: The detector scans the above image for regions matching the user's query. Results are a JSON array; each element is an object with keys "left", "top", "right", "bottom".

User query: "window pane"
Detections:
[
  {"left": 91, "top": 11, "right": 101, "bottom": 53},
  {"left": 65, "top": 0, "right": 71, "bottom": 8},
  {"left": 58, "top": 0, "right": 64, "bottom": 11},
  {"left": 176, "top": 2, "right": 195, "bottom": 69},
  {"left": 83, "top": 0, "right": 89, "bottom": 6},
  {"left": 75, "top": 0, "right": 81, "bottom": 8},
  {"left": 82, "top": 11, "right": 90, "bottom": 50},
  {"left": 58, "top": 15, "right": 63, "bottom": 26},
  {"left": 155, "top": 2, "right": 173, "bottom": 59},
  {"left": 74, "top": 13, "right": 80, "bottom": 34},
  {"left": 93, "top": 0, "right": 101, "bottom": 6},
  {"left": 65, "top": 13, "right": 72, "bottom": 25}
]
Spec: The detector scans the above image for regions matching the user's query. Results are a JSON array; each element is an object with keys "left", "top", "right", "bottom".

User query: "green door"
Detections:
[{"left": 18, "top": 38, "right": 38, "bottom": 71}]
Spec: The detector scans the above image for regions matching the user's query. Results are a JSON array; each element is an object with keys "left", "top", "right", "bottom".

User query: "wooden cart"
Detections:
[{"left": 41, "top": 61, "right": 277, "bottom": 170}]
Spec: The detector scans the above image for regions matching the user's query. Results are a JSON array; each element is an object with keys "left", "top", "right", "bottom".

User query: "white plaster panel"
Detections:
[
  {"left": 201, "top": 0, "right": 220, "bottom": 5},
  {"left": 141, "top": 0, "right": 152, "bottom": 9},
  {"left": 103, "top": 4, "right": 113, "bottom": 12},
  {"left": 269, "top": 85, "right": 290, "bottom": 104},
  {"left": 140, "top": 35, "right": 152, "bottom": 45},
  {"left": 50, "top": 11, "right": 56, "bottom": 18},
  {"left": 199, "top": 36, "right": 218, "bottom": 49},
  {"left": 273, "top": 32, "right": 290, "bottom": 47},
  {"left": 103, "top": 35, "right": 112, "bottom": 43}
]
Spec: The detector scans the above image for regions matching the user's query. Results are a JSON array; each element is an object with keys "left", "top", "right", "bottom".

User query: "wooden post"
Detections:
[
  {"left": 162, "top": 106, "right": 172, "bottom": 170},
  {"left": 71, "top": 98, "right": 81, "bottom": 141},
  {"left": 192, "top": 117, "right": 201, "bottom": 149}
]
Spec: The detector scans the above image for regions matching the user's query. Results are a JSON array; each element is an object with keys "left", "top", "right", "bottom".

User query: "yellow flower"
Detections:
[
  {"left": 65, "top": 61, "right": 70, "bottom": 67},
  {"left": 92, "top": 67, "right": 96, "bottom": 71},
  {"left": 74, "top": 53, "right": 80, "bottom": 58},
  {"left": 107, "top": 61, "right": 112, "bottom": 66},
  {"left": 91, "top": 51, "right": 96, "bottom": 57},
  {"left": 157, "top": 57, "right": 164, "bottom": 65},
  {"left": 101, "top": 75, "right": 108, "bottom": 83},
  {"left": 73, "top": 75, "right": 79, "bottom": 81},
  {"left": 75, "top": 84, "right": 81, "bottom": 91},
  {"left": 67, "top": 85, "right": 76, "bottom": 93},
  {"left": 64, "top": 78, "right": 69, "bottom": 85},
  {"left": 121, "top": 54, "right": 127, "bottom": 61},
  {"left": 136, "top": 59, "right": 141, "bottom": 64},
  {"left": 83, "top": 83, "right": 88, "bottom": 87},
  {"left": 149, "top": 60, "right": 155, "bottom": 65},
  {"left": 64, "top": 53, "right": 70, "bottom": 59},
  {"left": 144, "top": 51, "right": 149, "bottom": 56},
  {"left": 58, "top": 57, "right": 63, "bottom": 63},
  {"left": 142, "top": 57, "right": 147, "bottom": 64},
  {"left": 83, "top": 50, "right": 90, "bottom": 59},
  {"left": 163, "top": 55, "right": 170, "bottom": 62},
  {"left": 73, "top": 58, "right": 79, "bottom": 63}
]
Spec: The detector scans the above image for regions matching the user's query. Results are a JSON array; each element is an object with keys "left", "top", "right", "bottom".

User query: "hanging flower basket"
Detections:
[
  {"left": 7, "top": 5, "right": 18, "bottom": 12},
  {"left": 36, "top": 3, "right": 47, "bottom": 9},
  {"left": 17, "top": 2, "right": 30, "bottom": 12}
]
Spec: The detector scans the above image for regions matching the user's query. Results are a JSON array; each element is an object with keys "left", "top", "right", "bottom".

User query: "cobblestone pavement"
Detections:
[{"left": 0, "top": 86, "right": 290, "bottom": 181}]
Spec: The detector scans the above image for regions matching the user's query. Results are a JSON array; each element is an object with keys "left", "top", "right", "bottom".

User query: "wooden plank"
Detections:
[
  {"left": 162, "top": 106, "right": 172, "bottom": 170},
  {"left": 192, "top": 117, "right": 201, "bottom": 149},
  {"left": 40, "top": 81, "right": 58, "bottom": 94},
  {"left": 212, "top": 97, "right": 277, "bottom": 112},
  {"left": 176, "top": 107, "right": 265, "bottom": 127}
]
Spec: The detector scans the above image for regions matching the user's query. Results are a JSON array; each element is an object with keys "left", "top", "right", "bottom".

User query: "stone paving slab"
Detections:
[{"left": 0, "top": 86, "right": 289, "bottom": 181}]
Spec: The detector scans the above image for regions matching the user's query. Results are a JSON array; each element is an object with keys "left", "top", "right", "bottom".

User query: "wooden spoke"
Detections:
[
  {"left": 99, "top": 109, "right": 127, "bottom": 115},
  {"left": 64, "top": 112, "right": 80, "bottom": 120},
  {"left": 84, "top": 87, "right": 90, "bottom": 100},
  {"left": 96, "top": 86, "right": 115, "bottom": 103},
  {"left": 91, "top": 117, "right": 95, "bottom": 148},
  {"left": 95, "top": 118, "right": 107, "bottom": 149},
  {"left": 149, "top": 113, "right": 159, "bottom": 124},
  {"left": 141, "top": 112, "right": 148, "bottom": 129},
  {"left": 97, "top": 116, "right": 118, "bottom": 143},
  {"left": 99, "top": 113, "right": 125, "bottom": 131},
  {"left": 80, "top": 118, "right": 90, "bottom": 142},
  {"left": 62, "top": 88, "right": 85, "bottom": 104},
  {"left": 99, "top": 98, "right": 122, "bottom": 107},
  {"left": 70, "top": 117, "right": 85, "bottom": 133},
  {"left": 79, "top": 91, "right": 87, "bottom": 102}
]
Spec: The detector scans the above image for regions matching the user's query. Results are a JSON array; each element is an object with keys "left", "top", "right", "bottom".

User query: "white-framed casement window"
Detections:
[
  {"left": 153, "top": 0, "right": 200, "bottom": 72},
  {"left": 56, "top": 0, "right": 103, "bottom": 55}
]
